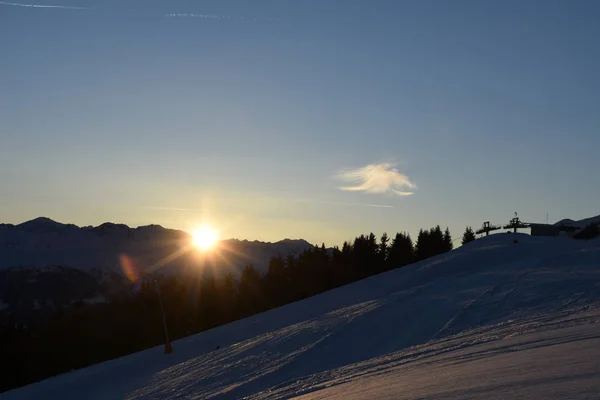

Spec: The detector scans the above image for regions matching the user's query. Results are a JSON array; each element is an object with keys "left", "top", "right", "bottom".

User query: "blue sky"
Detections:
[{"left": 1, "top": 0, "right": 599, "bottom": 245}]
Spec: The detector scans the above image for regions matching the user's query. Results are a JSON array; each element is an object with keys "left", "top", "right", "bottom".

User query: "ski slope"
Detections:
[{"left": 3, "top": 234, "right": 600, "bottom": 399}]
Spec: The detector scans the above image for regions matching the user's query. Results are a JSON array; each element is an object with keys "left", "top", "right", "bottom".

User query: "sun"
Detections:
[{"left": 192, "top": 225, "right": 219, "bottom": 251}]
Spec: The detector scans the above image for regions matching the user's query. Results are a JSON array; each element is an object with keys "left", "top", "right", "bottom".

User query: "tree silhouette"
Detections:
[
  {"left": 264, "top": 255, "right": 290, "bottom": 308},
  {"left": 198, "top": 267, "right": 218, "bottom": 330},
  {"left": 415, "top": 229, "right": 429, "bottom": 261},
  {"left": 462, "top": 226, "right": 477, "bottom": 245},
  {"left": 443, "top": 227, "right": 453, "bottom": 252},
  {"left": 237, "top": 265, "right": 266, "bottom": 317},
  {"left": 378, "top": 232, "right": 389, "bottom": 272},
  {"left": 387, "top": 232, "right": 414, "bottom": 270},
  {"left": 331, "top": 241, "right": 354, "bottom": 286},
  {"left": 431, "top": 225, "right": 445, "bottom": 256},
  {"left": 216, "top": 272, "right": 237, "bottom": 324}
]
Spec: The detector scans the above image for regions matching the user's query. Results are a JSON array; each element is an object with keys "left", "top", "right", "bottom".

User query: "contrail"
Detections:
[
  {"left": 284, "top": 198, "right": 394, "bottom": 209},
  {"left": 144, "top": 206, "right": 203, "bottom": 212},
  {"left": 165, "top": 13, "right": 228, "bottom": 20},
  {"left": 0, "top": 1, "right": 282, "bottom": 22},
  {"left": 0, "top": 1, "right": 88, "bottom": 9},
  {"left": 257, "top": 195, "right": 395, "bottom": 209},
  {"left": 311, "top": 200, "right": 394, "bottom": 209},
  {"left": 145, "top": 200, "right": 393, "bottom": 212},
  {"left": 165, "top": 13, "right": 280, "bottom": 22}
]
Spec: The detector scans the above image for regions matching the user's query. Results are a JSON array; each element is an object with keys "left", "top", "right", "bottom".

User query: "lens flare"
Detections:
[{"left": 119, "top": 254, "right": 139, "bottom": 282}]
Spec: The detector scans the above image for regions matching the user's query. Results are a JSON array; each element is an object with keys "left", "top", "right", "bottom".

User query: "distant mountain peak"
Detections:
[
  {"left": 17, "top": 217, "right": 74, "bottom": 231},
  {"left": 276, "top": 238, "right": 314, "bottom": 246},
  {"left": 19, "top": 216, "right": 59, "bottom": 225},
  {"left": 224, "top": 238, "right": 313, "bottom": 246}
]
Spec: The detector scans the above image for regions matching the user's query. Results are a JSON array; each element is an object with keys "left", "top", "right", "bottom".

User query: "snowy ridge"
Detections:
[
  {"left": 2, "top": 234, "right": 600, "bottom": 399},
  {"left": 553, "top": 214, "right": 600, "bottom": 229}
]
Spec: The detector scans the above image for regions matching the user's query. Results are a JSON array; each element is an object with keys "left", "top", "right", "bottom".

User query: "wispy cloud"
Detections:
[
  {"left": 317, "top": 201, "right": 393, "bottom": 208},
  {"left": 0, "top": 1, "right": 87, "bottom": 9},
  {"left": 335, "top": 162, "right": 416, "bottom": 197}
]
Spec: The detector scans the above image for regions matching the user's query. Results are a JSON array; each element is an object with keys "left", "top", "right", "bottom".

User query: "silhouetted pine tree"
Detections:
[
  {"left": 237, "top": 265, "right": 266, "bottom": 317},
  {"left": 264, "top": 255, "right": 290, "bottom": 308},
  {"left": 316, "top": 243, "right": 333, "bottom": 292},
  {"left": 329, "top": 245, "right": 343, "bottom": 286},
  {"left": 215, "top": 272, "right": 237, "bottom": 324},
  {"left": 368, "top": 233, "right": 378, "bottom": 259},
  {"left": 443, "top": 227, "right": 453, "bottom": 252},
  {"left": 378, "top": 232, "right": 389, "bottom": 273},
  {"left": 351, "top": 233, "right": 379, "bottom": 278},
  {"left": 198, "top": 267, "right": 218, "bottom": 329},
  {"left": 462, "top": 226, "right": 477, "bottom": 245},
  {"left": 284, "top": 253, "right": 302, "bottom": 302},
  {"left": 416, "top": 226, "right": 449, "bottom": 260},
  {"left": 415, "top": 229, "right": 429, "bottom": 260},
  {"left": 290, "top": 245, "right": 331, "bottom": 299},
  {"left": 331, "top": 241, "right": 355, "bottom": 286},
  {"left": 388, "top": 232, "right": 414, "bottom": 269},
  {"left": 160, "top": 276, "right": 192, "bottom": 338},
  {"left": 431, "top": 225, "right": 445, "bottom": 256}
]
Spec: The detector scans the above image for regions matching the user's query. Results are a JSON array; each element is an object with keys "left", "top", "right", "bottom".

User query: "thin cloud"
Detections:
[
  {"left": 336, "top": 162, "right": 416, "bottom": 197},
  {"left": 0, "top": 1, "right": 88, "bottom": 9},
  {"left": 393, "top": 190, "right": 415, "bottom": 197},
  {"left": 166, "top": 13, "right": 280, "bottom": 22},
  {"left": 257, "top": 195, "right": 395, "bottom": 209},
  {"left": 165, "top": 13, "right": 228, "bottom": 19},
  {"left": 311, "top": 200, "right": 394, "bottom": 208},
  {"left": 143, "top": 206, "right": 203, "bottom": 212}
]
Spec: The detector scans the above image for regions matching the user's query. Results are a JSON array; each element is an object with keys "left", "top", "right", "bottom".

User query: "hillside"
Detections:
[{"left": 3, "top": 233, "right": 600, "bottom": 399}]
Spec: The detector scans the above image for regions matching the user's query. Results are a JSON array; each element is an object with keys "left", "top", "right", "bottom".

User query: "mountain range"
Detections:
[
  {"left": 0, "top": 217, "right": 313, "bottom": 274},
  {"left": 0, "top": 217, "right": 315, "bottom": 322}
]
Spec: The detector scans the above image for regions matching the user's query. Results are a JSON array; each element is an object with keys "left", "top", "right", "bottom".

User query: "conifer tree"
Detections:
[
  {"left": 443, "top": 227, "right": 453, "bottom": 252},
  {"left": 462, "top": 226, "right": 477, "bottom": 245}
]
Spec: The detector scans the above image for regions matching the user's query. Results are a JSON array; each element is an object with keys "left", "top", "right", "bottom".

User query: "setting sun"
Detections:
[{"left": 192, "top": 225, "right": 219, "bottom": 250}]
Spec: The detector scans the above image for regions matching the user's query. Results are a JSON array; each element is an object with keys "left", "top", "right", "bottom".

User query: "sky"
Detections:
[{"left": 1, "top": 0, "right": 599, "bottom": 246}]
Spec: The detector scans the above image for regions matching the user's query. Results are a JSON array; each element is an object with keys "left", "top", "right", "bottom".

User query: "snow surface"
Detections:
[{"left": 3, "top": 234, "right": 600, "bottom": 399}]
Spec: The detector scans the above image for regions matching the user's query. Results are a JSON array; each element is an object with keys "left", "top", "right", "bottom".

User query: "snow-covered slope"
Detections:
[{"left": 2, "top": 234, "right": 600, "bottom": 399}]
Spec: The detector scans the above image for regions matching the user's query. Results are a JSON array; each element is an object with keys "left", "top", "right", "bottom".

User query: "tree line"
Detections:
[{"left": 0, "top": 225, "right": 465, "bottom": 392}]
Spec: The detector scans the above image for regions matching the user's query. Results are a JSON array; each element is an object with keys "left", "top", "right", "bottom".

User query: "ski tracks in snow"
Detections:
[{"left": 124, "top": 300, "right": 384, "bottom": 399}]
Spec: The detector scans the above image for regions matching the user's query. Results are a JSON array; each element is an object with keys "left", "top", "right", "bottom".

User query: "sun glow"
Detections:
[{"left": 192, "top": 225, "right": 219, "bottom": 250}]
